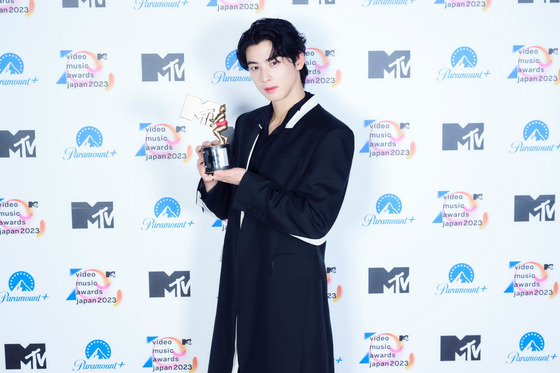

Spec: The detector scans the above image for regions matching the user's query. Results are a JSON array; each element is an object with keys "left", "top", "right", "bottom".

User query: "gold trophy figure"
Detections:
[
  {"left": 181, "top": 94, "right": 232, "bottom": 174},
  {"left": 210, "top": 104, "right": 228, "bottom": 145}
]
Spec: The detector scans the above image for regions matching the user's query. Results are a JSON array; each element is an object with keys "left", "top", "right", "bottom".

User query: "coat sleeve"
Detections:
[
  {"left": 231, "top": 125, "right": 354, "bottom": 243},
  {"left": 196, "top": 180, "right": 234, "bottom": 221}
]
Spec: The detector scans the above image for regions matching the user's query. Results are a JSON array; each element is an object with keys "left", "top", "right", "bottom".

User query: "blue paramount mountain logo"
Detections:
[
  {"left": 0, "top": 271, "right": 48, "bottom": 303},
  {"left": 141, "top": 197, "right": 194, "bottom": 230},
  {"left": 435, "top": 263, "right": 488, "bottom": 296},
  {"left": 510, "top": 120, "right": 560, "bottom": 154},
  {"left": 212, "top": 50, "right": 252, "bottom": 84},
  {"left": 72, "top": 339, "right": 125, "bottom": 371},
  {"left": 362, "top": 194, "right": 416, "bottom": 227},
  {"left": 506, "top": 332, "right": 558, "bottom": 364},
  {"left": 64, "top": 126, "right": 117, "bottom": 160},
  {"left": 0, "top": 52, "right": 39, "bottom": 86},
  {"left": 437, "top": 47, "right": 491, "bottom": 81},
  {"left": 133, "top": 0, "right": 189, "bottom": 10}
]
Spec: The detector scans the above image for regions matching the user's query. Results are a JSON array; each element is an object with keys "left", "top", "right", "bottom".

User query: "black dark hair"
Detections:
[{"left": 237, "top": 18, "right": 308, "bottom": 86}]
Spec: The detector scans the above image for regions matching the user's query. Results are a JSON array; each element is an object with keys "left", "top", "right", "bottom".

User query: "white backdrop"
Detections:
[{"left": 1, "top": 1, "right": 559, "bottom": 372}]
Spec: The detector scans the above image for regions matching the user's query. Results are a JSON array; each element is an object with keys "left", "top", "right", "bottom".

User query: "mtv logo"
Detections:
[
  {"left": 325, "top": 50, "right": 336, "bottom": 57},
  {"left": 182, "top": 339, "right": 192, "bottom": 345},
  {"left": 514, "top": 195, "right": 555, "bottom": 222},
  {"left": 399, "top": 335, "right": 409, "bottom": 342},
  {"left": 175, "top": 126, "right": 186, "bottom": 133},
  {"left": 0, "top": 130, "right": 37, "bottom": 158},
  {"left": 97, "top": 53, "right": 107, "bottom": 60},
  {"left": 473, "top": 194, "right": 483, "bottom": 200},
  {"left": 62, "top": 0, "right": 106, "bottom": 7},
  {"left": 400, "top": 123, "right": 410, "bottom": 129},
  {"left": 544, "top": 264, "right": 554, "bottom": 270},
  {"left": 549, "top": 48, "right": 559, "bottom": 55},
  {"left": 441, "top": 335, "right": 481, "bottom": 361},
  {"left": 180, "top": 94, "right": 222, "bottom": 126},
  {"left": 327, "top": 267, "right": 337, "bottom": 273},
  {"left": 141, "top": 53, "right": 185, "bottom": 82},
  {"left": 368, "top": 50, "right": 411, "bottom": 79},
  {"left": 368, "top": 267, "right": 410, "bottom": 294},
  {"left": 71, "top": 202, "right": 115, "bottom": 229},
  {"left": 105, "top": 271, "right": 116, "bottom": 278},
  {"left": 4, "top": 343, "right": 47, "bottom": 369},
  {"left": 442, "top": 123, "right": 484, "bottom": 151},
  {"left": 149, "top": 271, "right": 191, "bottom": 298},
  {"left": 28, "top": 201, "right": 39, "bottom": 208}
]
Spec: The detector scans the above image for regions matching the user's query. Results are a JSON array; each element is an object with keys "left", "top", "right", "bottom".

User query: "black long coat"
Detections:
[{"left": 197, "top": 95, "right": 354, "bottom": 373}]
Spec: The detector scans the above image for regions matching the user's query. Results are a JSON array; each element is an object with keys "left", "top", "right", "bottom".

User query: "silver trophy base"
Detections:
[{"left": 202, "top": 144, "right": 232, "bottom": 174}]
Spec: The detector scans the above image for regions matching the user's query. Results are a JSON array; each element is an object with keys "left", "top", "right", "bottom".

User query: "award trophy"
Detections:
[{"left": 180, "top": 94, "right": 232, "bottom": 174}]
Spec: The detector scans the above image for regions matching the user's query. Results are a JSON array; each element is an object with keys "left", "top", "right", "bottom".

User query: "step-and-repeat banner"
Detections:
[{"left": 1, "top": 1, "right": 559, "bottom": 372}]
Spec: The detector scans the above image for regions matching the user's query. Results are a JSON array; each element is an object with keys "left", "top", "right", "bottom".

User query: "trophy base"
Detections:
[{"left": 202, "top": 144, "right": 232, "bottom": 174}]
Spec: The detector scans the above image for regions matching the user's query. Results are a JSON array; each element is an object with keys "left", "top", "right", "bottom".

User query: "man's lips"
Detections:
[{"left": 264, "top": 86, "right": 277, "bottom": 93}]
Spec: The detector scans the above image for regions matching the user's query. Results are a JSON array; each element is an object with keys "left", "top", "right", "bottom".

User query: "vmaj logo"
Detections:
[
  {"left": 510, "top": 120, "right": 560, "bottom": 154},
  {"left": 212, "top": 49, "right": 251, "bottom": 84},
  {"left": 71, "top": 201, "right": 114, "bottom": 229},
  {"left": 504, "top": 261, "right": 558, "bottom": 298},
  {"left": 326, "top": 266, "right": 342, "bottom": 303},
  {"left": 433, "top": 191, "right": 488, "bottom": 228},
  {"left": 4, "top": 343, "right": 47, "bottom": 370},
  {"left": 72, "top": 340, "right": 125, "bottom": 372},
  {"left": 0, "top": 1, "right": 34, "bottom": 15},
  {"left": 438, "top": 47, "right": 490, "bottom": 81},
  {"left": 368, "top": 267, "right": 410, "bottom": 294},
  {"left": 435, "top": 263, "right": 488, "bottom": 296},
  {"left": 0, "top": 130, "right": 36, "bottom": 158},
  {"left": 434, "top": 0, "right": 489, "bottom": 10},
  {"left": 143, "top": 336, "right": 198, "bottom": 371},
  {"left": 0, "top": 52, "right": 38, "bottom": 86},
  {"left": 507, "top": 45, "right": 560, "bottom": 84},
  {"left": 148, "top": 271, "right": 191, "bottom": 298},
  {"left": 363, "top": 194, "right": 416, "bottom": 227},
  {"left": 57, "top": 50, "right": 114, "bottom": 90},
  {"left": 207, "top": 0, "right": 263, "bottom": 13},
  {"left": 440, "top": 335, "right": 481, "bottom": 361},
  {"left": 0, "top": 198, "right": 44, "bottom": 237},
  {"left": 514, "top": 195, "right": 555, "bottom": 222},
  {"left": 135, "top": 123, "right": 192, "bottom": 161},
  {"left": 368, "top": 50, "right": 411, "bottom": 79},
  {"left": 141, "top": 197, "right": 194, "bottom": 230},
  {"left": 360, "top": 120, "right": 415, "bottom": 159},
  {"left": 63, "top": 126, "right": 117, "bottom": 160},
  {"left": 0, "top": 271, "right": 49, "bottom": 304},
  {"left": 67, "top": 268, "right": 122, "bottom": 305},
  {"left": 133, "top": 0, "right": 189, "bottom": 10},
  {"left": 506, "top": 332, "right": 558, "bottom": 364},
  {"left": 141, "top": 53, "right": 185, "bottom": 82},
  {"left": 63, "top": 0, "right": 106, "bottom": 8},
  {"left": 305, "top": 47, "right": 341, "bottom": 87},
  {"left": 360, "top": 333, "right": 414, "bottom": 369},
  {"left": 442, "top": 122, "right": 484, "bottom": 151}
]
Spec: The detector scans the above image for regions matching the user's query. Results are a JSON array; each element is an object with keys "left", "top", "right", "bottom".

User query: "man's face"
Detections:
[{"left": 245, "top": 40, "right": 304, "bottom": 106}]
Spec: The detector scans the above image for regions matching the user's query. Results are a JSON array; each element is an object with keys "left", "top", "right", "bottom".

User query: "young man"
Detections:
[{"left": 196, "top": 18, "right": 354, "bottom": 373}]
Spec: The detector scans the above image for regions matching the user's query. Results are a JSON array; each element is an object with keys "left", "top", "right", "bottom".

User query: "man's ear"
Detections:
[{"left": 295, "top": 52, "right": 305, "bottom": 70}]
